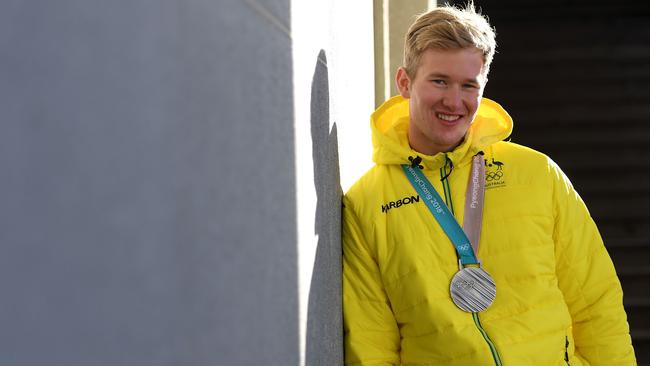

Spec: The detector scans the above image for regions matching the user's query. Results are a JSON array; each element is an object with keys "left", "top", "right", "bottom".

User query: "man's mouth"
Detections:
[{"left": 436, "top": 113, "right": 461, "bottom": 122}]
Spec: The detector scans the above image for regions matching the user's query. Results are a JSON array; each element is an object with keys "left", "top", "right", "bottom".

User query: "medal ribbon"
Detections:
[
  {"left": 463, "top": 154, "right": 486, "bottom": 256},
  {"left": 401, "top": 154, "right": 486, "bottom": 267}
]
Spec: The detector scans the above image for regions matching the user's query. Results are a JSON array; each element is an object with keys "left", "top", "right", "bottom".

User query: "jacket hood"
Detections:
[{"left": 371, "top": 95, "right": 513, "bottom": 168}]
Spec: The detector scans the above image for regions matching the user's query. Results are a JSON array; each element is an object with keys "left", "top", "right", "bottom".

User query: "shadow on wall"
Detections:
[{"left": 306, "top": 50, "right": 344, "bottom": 365}]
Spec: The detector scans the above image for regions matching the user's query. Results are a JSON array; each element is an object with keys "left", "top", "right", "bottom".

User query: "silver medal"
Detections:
[{"left": 450, "top": 266, "right": 496, "bottom": 312}]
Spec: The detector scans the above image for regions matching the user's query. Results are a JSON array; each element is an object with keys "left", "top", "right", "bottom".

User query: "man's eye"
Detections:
[
  {"left": 463, "top": 84, "right": 479, "bottom": 89},
  {"left": 431, "top": 79, "right": 446, "bottom": 85}
]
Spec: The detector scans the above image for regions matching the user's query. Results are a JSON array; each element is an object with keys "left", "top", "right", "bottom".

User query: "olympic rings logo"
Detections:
[{"left": 486, "top": 171, "right": 503, "bottom": 181}]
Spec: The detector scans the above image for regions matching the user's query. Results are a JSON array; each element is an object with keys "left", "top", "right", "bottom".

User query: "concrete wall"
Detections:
[
  {"left": 0, "top": 0, "right": 380, "bottom": 363},
  {"left": 1, "top": 0, "right": 298, "bottom": 364}
]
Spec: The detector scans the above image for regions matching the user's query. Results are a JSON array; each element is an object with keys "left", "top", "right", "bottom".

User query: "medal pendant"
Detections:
[{"left": 450, "top": 266, "right": 496, "bottom": 312}]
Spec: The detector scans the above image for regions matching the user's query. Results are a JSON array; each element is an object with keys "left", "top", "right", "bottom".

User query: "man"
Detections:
[{"left": 342, "top": 4, "right": 636, "bottom": 365}]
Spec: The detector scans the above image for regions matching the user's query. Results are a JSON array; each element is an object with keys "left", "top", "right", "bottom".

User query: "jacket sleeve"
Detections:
[
  {"left": 550, "top": 160, "right": 636, "bottom": 365},
  {"left": 342, "top": 195, "right": 400, "bottom": 365}
]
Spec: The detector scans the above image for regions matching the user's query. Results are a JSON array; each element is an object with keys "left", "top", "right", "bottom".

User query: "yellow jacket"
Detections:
[{"left": 342, "top": 96, "right": 636, "bottom": 365}]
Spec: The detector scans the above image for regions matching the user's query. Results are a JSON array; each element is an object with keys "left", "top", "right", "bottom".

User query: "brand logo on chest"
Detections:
[{"left": 381, "top": 195, "right": 420, "bottom": 213}]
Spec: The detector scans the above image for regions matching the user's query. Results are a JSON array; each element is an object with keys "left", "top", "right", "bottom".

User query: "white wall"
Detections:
[{"left": 292, "top": 1, "right": 375, "bottom": 364}]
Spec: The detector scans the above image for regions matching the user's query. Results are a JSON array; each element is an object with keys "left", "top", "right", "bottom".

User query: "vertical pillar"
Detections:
[{"left": 374, "top": 0, "right": 435, "bottom": 107}]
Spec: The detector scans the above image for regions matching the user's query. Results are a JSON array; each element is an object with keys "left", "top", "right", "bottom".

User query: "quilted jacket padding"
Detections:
[{"left": 342, "top": 96, "right": 636, "bottom": 365}]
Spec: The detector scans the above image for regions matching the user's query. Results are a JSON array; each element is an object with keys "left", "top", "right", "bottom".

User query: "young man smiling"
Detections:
[
  {"left": 396, "top": 47, "right": 484, "bottom": 156},
  {"left": 342, "top": 4, "right": 636, "bottom": 365}
]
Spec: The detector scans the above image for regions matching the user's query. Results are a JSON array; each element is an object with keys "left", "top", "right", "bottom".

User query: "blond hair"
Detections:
[{"left": 403, "top": 3, "right": 496, "bottom": 78}]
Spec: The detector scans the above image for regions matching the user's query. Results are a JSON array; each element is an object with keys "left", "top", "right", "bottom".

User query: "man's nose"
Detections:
[{"left": 441, "top": 86, "right": 462, "bottom": 109}]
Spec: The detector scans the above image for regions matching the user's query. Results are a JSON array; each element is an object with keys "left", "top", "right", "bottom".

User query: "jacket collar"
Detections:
[{"left": 370, "top": 96, "right": 513, "bottom": 170}]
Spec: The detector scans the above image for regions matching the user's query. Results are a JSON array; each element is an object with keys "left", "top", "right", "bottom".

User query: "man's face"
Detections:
[{"left": 396, "top": 47, "right": 486, "bottom": 156}]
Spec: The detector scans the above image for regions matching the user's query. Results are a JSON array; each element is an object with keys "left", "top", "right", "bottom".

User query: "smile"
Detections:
[{"left": 437, "top": 113, "right": 461, "bottom": 122}]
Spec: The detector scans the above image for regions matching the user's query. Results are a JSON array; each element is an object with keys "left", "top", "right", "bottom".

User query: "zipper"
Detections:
[
  {"left": 440, "top": 154, "right": 504, "bottom": 366},
  {"left": 473, "top": 313, "right": 503, "bottom": 366}
]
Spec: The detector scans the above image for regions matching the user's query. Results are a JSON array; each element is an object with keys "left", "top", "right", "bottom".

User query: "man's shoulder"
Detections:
[
  {"left": 344, "top": 164, "right": 403, "bottom": 212},
  {"left": 345, "top": 164, "right": 388, "bottom": 197},
  {"left": 492, "top": 140, "right": 548, "bottom": 160},
  {"left": 487, "top": 141, "right": 574, "bottom": 191},
  {"left": 489, "top": 141, "right": 553, "bottom": 170}
]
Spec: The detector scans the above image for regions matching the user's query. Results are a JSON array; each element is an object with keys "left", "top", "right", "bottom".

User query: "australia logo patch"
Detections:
[{"left": 485, "top": 157, "right": 506, "bottom": 189}]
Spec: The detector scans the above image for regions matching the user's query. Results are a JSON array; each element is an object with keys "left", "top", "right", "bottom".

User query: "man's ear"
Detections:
[{"left": 396, "top": 67, "right": 411, "bottom": 98}]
